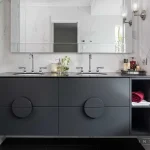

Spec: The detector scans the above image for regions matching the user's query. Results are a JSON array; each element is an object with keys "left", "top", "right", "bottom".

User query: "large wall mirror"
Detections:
[{"left": 11, "top": 0, "right": 133, "bottom": 53}]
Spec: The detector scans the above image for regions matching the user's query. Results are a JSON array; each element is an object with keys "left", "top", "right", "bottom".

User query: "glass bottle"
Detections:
[
  {"left": 57, "top": 59, "right": 62, "bottom": 74},
  {"left": 130, "top": 57, "right": 136, "bottom": 70}
]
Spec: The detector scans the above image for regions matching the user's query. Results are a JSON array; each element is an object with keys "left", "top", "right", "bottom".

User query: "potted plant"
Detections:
[{"left": 60, "top": 56, "right": 71, "bottom": 73}]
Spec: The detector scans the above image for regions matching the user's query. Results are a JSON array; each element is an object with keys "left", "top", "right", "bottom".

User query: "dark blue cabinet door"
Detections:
[
  {"left": 0, "top": 78, "right": 58, "bottom": 107},
  {"left": 59, "top": 107, "right": 130, "bottom": 136},
  {"left": 59, "top": 78, "right": 130, "bottom": 107},
  {"left": 0, "top": 107, "right": 58, "bottom": 135}
]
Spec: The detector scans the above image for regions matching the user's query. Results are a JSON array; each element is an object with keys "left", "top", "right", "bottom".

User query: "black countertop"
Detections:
[{"left": 0, "top": 72, "right": 150, "bottom": 78}]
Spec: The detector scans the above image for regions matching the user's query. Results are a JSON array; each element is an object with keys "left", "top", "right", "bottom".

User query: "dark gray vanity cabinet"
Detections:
[
  {"left": 59, "top": 107, "right": 129, "bottom": 136},
  {"left": 0, "top": 78, "right": 58, "bottom": 106},
  {"left": 0, "top": 77, "right": 130, "bottom": 137},
  {"left": 59, "top": 78, "right": 129, "bottom": 107},
  {"left": 59, "top": 78, "right": 130, "bottom": 136},
  {"left": 0, "top": 107, "right": 58, "bottom": 135},
  {"left": 0, "top": 78, "right": 58, "bottom": 136}
]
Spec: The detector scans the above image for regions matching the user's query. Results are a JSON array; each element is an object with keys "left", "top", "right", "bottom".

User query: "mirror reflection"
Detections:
[{"left": 11, "top": 0, "right": 133, "bottom": 53}]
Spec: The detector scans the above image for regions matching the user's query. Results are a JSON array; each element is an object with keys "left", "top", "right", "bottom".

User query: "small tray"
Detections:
[{"left": 121, "top": 70, "right": 146, "bottom": 75}]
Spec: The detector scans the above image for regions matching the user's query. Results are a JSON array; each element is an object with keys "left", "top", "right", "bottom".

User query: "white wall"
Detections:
[
  {"left": 138, "top": 0, "right": 150, "bottom": 73},
  {"left": 91, "top": 0, "right": 122, "bottom": 16},
  {"left": 0, "top": 0, "right": 138, "bottom": 73}
]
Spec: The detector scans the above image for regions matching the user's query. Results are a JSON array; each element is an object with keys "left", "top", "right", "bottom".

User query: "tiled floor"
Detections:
[{"left": 0, "top": 138, "right": 145, "bottom": 150}]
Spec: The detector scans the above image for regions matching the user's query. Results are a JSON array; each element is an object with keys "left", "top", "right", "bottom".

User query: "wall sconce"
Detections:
[
  {"left": 132, "top": 1, "right": 146, "bottom": 20},
  {"left": 122, "top": 12, "right": 132, "bottom": 26},
  {"left": 123, "top": 18, "right": 132, "bottom": 26}
]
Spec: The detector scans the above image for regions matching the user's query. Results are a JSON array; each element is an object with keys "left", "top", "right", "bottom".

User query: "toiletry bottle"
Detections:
[
  {"left": 123, "top": 59, "right": 128, "bottom": 71},
  {"left": 57, "top": 59, "right": 62, "bottom": 74},
  {"left": 136, "top": 63, "right": 140, "bottom": 71},
  {"left": 130, "top": 57, "right": 136, "bottom": 70},
  {"left": 127, "top": 61, "right": 130, "bottom": 70}
]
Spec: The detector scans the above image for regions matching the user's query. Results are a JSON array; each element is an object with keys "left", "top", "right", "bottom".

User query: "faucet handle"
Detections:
[
  {"left": 39, "top": 67, "right": 47, "bottom": 73},
  {"left": 76, "top": 67, "right": 84, "bottom": 73},
  {"left": 96, "top": 67, "right": 104, "bottom": 72},
  {"left": 19, "top": 67, "right": 26, "bottom": 73}
]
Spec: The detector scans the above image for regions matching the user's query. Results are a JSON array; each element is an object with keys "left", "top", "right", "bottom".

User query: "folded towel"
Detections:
[
  {"left": 132, "top": 91, "right": 144, "bottom": 103},
  {"left": 132, "top": 100, "right": 150, "bottom": 107}
]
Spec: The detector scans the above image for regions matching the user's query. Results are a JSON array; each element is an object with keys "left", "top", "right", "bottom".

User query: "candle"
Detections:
[{"left": 51, "top": 63, "right": 58, "bottom": 73}]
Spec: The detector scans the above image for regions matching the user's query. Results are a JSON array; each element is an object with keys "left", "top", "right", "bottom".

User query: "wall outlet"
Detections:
[{"left": 142, "top": 58, "right": 148, "bottom": 65}]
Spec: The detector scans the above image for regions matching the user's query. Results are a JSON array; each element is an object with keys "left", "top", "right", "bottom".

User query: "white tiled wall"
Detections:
[
  {"left": 138, "top": 0, "right": 150, "bottom": 73},
  {"left": 0, "top": 0, "right": 138, "bottom": 73}
]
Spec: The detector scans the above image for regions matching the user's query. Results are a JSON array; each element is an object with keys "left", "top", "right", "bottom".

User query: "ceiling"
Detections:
[{"left": 22, "top": 0, "right": 93, "bottom": 7}]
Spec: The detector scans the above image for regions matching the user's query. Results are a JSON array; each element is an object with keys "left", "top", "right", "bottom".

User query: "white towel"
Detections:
[{"left": 132, "top": 100, "right": 150, "bottom": 107}]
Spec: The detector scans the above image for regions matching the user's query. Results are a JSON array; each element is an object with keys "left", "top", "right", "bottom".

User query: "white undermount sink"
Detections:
[
  {"left": 13, "top": 72, "right": 44, "bottom": 76},
  {"left": 77, "top": 72, "right": 107, "bottom": 75}
]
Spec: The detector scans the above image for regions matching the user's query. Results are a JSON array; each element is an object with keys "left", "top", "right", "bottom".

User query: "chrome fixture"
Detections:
[
  {"left": 89, "top": 53, "right": 92, "bottom": 72},
  {"left": 39, "top": 67, "right": 47, "bottom": 73},
  {"left": 29, "top": 53, "right": 34, "bottom": 72},
  {"left": 132, "top": 1, "right": 146, "bottom": 20},
  {"left": 133, "top": 10, "right": 146, "bottom": 20},
  {"left": 96, "top": 67, "right": 104, "bottom": 72},
  {"left": 122, "top": 11, "right": 132, "bottom": 26},
  {"left": 18, "top": 67, "right": 26, "bottom": 73},
  {"left": 123, "top": 18, "right": 132, "bottom": 26},
  {"left": 76, "top": 67, "right": 84, "bottom": 73}
]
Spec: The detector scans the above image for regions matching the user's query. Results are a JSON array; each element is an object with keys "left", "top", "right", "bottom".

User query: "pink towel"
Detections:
[{"left": 132, "top": 91, "right": 144, "bottom": 103}]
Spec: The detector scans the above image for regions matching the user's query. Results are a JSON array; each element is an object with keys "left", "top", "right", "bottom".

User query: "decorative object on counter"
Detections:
[
  {"left": 57, "top": 56, "right": 71, "bottom": 74},
  {"left": 57, "top": 59, "right": 62, "bottom": 74},
  {"left": 121, "top": 56, "right": 146, "bottom": 75},
  {"left": 135, "top": 63, "right": 140, "bottom": 71},
  {"left": 132, "top": 91, "right": 144, "bottom": 103},
  {"left": 123, "top": 59, "right": 128, "bottom": 71},
  {"left": 121, "top": 57, "right": 146, "bottom": 75},
  {"left": 121, "top": 70, "right": 146, "bottom": 75},
  {"left": 130, "top": 57, "right": 136, "bottom": 70},
  {"left": 61, "top": 56, "right": 71, "bottom": 72},
  {"left": 127, "top": 61, "right": 130, "bottom": 70},
  {"left": 51, "top": 63, "right": 58, "bottom": 73}
]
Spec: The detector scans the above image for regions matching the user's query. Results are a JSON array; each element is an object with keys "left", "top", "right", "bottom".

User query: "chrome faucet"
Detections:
[
  {"left": 30, "top": 53, "right": 34, "bottom": 72},
  {"left": 89, "top": 53, "right": 92, "bottom": 72}
]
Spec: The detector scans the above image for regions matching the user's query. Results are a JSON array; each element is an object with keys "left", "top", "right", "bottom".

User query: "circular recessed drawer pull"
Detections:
[
  {"left": 11, "top": 97, "right": 33, "bottom": 119},
  {"left": 84, "top": 98, "right": 104, "bottom": 119}
]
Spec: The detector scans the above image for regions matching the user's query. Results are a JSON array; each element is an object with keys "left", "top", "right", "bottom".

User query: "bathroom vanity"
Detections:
[
  {"left": 0, "top": 1, "right": 148, "bottom": 149},
  {"left": 0, "top": 73, "right": 149, "bottom": 138}
]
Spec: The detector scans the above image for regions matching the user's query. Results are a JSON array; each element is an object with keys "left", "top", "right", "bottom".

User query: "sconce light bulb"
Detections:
[
  {"left": 133, "top": 3, "right": 138, "bottom": 12},
  {"left": 122, "top": 12, "right": 127, "bottom": 18}
]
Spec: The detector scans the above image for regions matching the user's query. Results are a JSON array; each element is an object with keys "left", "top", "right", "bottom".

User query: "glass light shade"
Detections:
[
  {"left": 122, "top": 12, "right": 127, "bottom": 18},
  {"left": 121, "top": 6, "right": 127, "bottom": 18},
  {"left": 132, "top": 0, "right": 139, "bottom": 12}
]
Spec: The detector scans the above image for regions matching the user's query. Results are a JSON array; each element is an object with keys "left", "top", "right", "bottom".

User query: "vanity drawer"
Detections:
[
  {"left": 59, "top": 78, "right": 130, "bottom": 107},
  {"left": 59, "top": 107, "right": 129, "bottom": 136},
  {"left": 0, "top": 78, "right": 58, "bottom": 107},
  {"left": 0, "top": 107, "right": 58, "bottom": 135}
]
